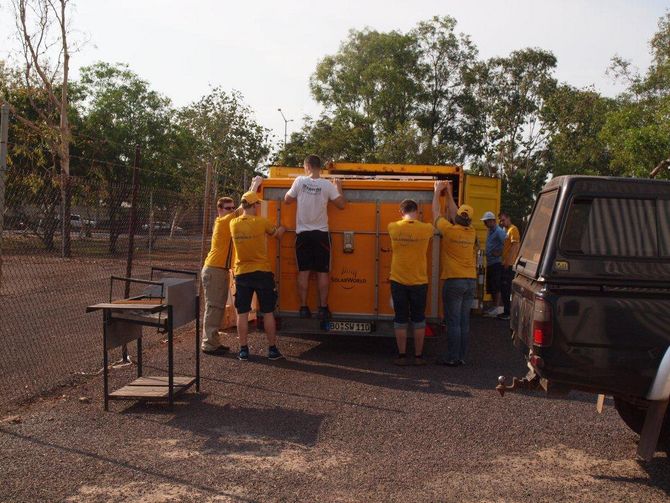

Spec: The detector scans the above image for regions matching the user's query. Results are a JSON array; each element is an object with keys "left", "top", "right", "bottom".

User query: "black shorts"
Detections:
[
  {"left": 486, "top": 263, "right": 503, "bottom": 296},
  {"left": 296, "top": 230, "right": 331, "bottom": 273},
  {"left": 234, "top": 271, "right": 277, "bottom": 314},
  {"left": 390, "top": 281, "right": 428, "bottom": 327}
]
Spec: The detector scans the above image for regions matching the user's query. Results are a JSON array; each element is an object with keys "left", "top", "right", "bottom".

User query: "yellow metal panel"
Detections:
[
  {"left": 328, "top": 162, "right": 462, "bottom": 176},
  {"left": 463, "top": 174, "right": 502, "bottom": 248},
  {"left": 269, "top": 166, "right": 305, "bottom": 178},
  {"left": 464, "top": 174, "right": 502, "bottom": 302}
]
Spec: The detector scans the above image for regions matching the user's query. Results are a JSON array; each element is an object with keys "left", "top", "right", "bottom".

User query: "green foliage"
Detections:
[
  {"left": 599, "top": 95, "right": 670, "bottom": 178},
  {"left": 543, "top": 85, "right": 616, "bottom": 176},
  {"left": 77, "top": 62, "right": 180, "bottom": 189},
  {"left": 178, "top": 87, "right": 271, "bottom": 194},
  {"left": 598, "top": 12, "right": 670, "bottom": 179}
]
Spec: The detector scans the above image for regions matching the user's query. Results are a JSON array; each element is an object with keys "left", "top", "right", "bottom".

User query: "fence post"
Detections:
[
  {"left": 148, "top": 189, "right": 154, "bottom": 259},
  {"left": 200, "top": 162, "right": 213, "bottom": 268},
  {"left": 122, "top": 145, "right": 140, "bottom": 362},
  {"left": 0, "top": 104, "right": 9, "bottom": 292}
]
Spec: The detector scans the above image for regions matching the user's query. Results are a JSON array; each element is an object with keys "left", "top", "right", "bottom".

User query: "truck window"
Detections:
[
  {"left": 660, "top": 200, "right": 670, "bottom": 257},
  {"left": 517, "top": 189, "right": 558, "bottom": 276},
  {"left": 560, "top": 197, "right": 663, "bottom": 257}
]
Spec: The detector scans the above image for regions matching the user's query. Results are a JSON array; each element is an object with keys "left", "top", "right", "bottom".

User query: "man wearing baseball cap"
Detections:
[
  {"left": 433, "top": 180, "right": 478, "bottom": 366},
  {"left": 230, "top": 186, "right": 286, "bottom": 361},
  {"left": 201, "top": 176, "right": 263, "bottom": 356},
  {"left": 481, "top": 210, "right": 507, "bottom": 317}
]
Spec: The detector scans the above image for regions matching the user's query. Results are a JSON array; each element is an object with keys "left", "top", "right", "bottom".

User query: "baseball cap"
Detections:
[
  {"left": 457, "top": 204, "right": 473, "bottom": 219},
  {"left": 480, "top": 211, "right": 496, "bottom": 221},
  {"left": 241, "top": 191, "right": 262, "bottom": 205}
]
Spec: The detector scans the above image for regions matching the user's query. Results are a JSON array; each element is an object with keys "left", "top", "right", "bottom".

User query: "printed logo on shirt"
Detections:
[{"left": 301, "top": 184, "right": 323, "bottom": 195}]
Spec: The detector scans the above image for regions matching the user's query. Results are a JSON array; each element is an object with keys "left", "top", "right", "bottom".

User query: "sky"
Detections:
[{"left": 1, "top": 0, "right": 668, "bottom": 150}]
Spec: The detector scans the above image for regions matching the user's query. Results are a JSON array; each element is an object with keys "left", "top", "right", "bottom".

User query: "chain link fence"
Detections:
[{"left": 0, "top": 162, "right": 228, "bottom": 410}]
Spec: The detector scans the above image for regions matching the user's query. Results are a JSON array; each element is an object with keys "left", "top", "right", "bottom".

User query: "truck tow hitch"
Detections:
[{"left": 496, "top": 370, "right": 541, "bottom": 397}]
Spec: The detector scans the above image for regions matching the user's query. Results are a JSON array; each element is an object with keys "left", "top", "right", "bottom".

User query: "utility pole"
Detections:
[
  {"left": 277, "top": 108, "right": 293, "bottom": 148},
  {"left": 0, "top": 104, "right": 9, "bottom": 292}
]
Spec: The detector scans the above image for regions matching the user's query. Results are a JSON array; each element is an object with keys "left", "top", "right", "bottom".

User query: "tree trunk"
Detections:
[{"left": 60, "top": 170, "right": 71, "bottom": 257}]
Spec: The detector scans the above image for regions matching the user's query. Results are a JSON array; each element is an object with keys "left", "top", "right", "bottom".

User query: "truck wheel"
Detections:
[{"left": 614, "top": 396, "right": 670, "bottom": 453}]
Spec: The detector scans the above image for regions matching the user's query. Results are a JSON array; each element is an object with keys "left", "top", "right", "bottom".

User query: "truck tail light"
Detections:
[{"left": 532, "top": 297, "right": 552, "bottom": 347}]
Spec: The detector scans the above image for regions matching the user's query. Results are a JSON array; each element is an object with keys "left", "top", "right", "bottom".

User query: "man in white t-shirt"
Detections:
[{"left": 284, "top": 154, "right": 346, "bottom": 320}]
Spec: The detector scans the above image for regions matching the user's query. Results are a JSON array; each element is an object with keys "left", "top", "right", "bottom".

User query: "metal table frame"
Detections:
[{"left": 87, "top": 268, "right": 200, "bottom": 410}]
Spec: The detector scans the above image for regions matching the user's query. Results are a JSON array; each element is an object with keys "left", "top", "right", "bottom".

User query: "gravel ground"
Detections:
[{"left": 1, "top": 318, "right": 668, "bottom": 502}]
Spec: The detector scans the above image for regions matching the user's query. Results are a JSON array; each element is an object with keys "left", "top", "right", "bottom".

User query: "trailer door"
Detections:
[{"left": 463, "top": 174, "right": 502, "bottom": 250}]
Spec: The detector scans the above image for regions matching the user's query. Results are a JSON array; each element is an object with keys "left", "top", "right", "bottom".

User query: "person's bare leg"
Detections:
[
  {"left": 413, "top": 327, "right": 425, "bottom": 356},
  {"left": 317, "top": 272, "right": 329, "bottom": 307},
  {"left": 395, "top": 328, "right": 407, "bottom": 355},
  {"left": 263, "top": 312, "right": 277, "bottom": 347},
  {"left": 237, "top": 313, "right": 249, "bottom": 347},
  {"left": 297, "top": 271, "right": 310, "bottom": 305},
  {"left": 494, "top": 292, "right": 502, "bottom": 309}
]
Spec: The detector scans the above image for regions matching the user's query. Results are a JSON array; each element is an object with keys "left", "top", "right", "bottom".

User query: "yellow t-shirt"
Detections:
[
  {"left": 388, "top": 219, "right": 434, "bottom": 285},
  {"left": 230, "top": 215, "right": 277, "bottom": 275},
  {"left": 436, "top": 216, "right": 477, "bottom": 280},
  {"left": 502, "top": 224, "right": 520, "bottom": 266},
  {"left": 204, "top": 213, "right": 235, "bottom": 269}
]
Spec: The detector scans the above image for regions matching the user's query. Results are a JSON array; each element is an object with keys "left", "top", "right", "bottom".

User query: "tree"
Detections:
[
  {"left": 412, "top": 16, "right": 479, "bottom": 164},
  {"left": 4, "top": 0, "right": 76, "bottom": 256},
  {"left": 599, "top": 12, "right": 670, "bottom": 179},
  {"left": 310, "top": 28, "right": 423, "bottom": 161},
  {"left": 543, "top": 84, "right": 616, "bottom": 176},
  {"left": 77, "top": 62, "right": 182, "bottom": 253},
  {"left": 470, "top": 48, "right": 558, "bottom": 177},
  {"left": 179, "top": 87, "right": 272, "bottom": 195}
]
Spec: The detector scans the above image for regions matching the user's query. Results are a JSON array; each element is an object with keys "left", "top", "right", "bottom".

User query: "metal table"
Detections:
[{"left": 86, "top": 268, "right": 200, "bottom": 410}]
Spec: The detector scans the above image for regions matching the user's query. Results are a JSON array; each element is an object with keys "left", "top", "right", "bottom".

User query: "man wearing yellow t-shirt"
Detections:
[
  {"left": 230, "top": 189, "right": 285, "bottom": 361},
  {"left": 201, "top": 177, "right": 263, "bottom": 355},
  {"left": 388, "top": 199, "right": 434, "bottom": 366},
  {"left": 498, "top": 211, "right": 520, "bottom": 320},
  {"left": 433, "top": 180, "right": 477, "bottom": 367}
]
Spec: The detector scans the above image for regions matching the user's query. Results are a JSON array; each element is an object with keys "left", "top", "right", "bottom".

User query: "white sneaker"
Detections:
[{"left": 483, "top": 306, "right": 502, "bottom": 318}]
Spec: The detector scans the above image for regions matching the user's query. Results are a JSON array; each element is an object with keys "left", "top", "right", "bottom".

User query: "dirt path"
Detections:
[{"left": 1, "top": 319, "right": 668, "bottom": 502}]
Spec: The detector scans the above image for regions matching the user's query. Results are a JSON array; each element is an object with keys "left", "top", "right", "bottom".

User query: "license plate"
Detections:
[{"left": 325, "top": 321, "right": 372, "bottom": 333}]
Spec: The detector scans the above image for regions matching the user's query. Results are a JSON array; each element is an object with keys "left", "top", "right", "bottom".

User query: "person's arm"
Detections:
[
  {"left": 284, "top": 178, "right": 299, "bottom": 205},
  {"left": 432, "top": 181, "right": 447, "bottom": 224},
  {"left": 443, "top": 181, "right": 458, "bottom": 222},
  {"left": 492, "top": 228, "right": 505, "bottom": 257},
  {"left": 330, "top": 178, "right": 346, "bottom": 209},
  {"left": 504, "top": 241, "right": 520, "bottom": 266},
  {"left": 271, "top": 225, "right": 286, "bottom": 239},
  {"left": 249, "top": 175, "right": 263, "bottom": 192}
]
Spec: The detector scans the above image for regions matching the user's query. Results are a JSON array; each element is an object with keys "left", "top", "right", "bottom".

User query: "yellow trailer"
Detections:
[{"left": 259, "top": 162, "right": 500, "bottom": 336}]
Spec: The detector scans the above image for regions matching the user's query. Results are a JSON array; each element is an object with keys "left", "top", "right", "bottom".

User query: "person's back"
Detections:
[
  {"left": 230, "top": 214, "right": 274, "bottom": 275},
  {"left": 387, "top": 199, "right": 434, "bottom": 366},
  {"left": 284, "top": 154, "right": 345, "bottom": 320},
  {"left": 290, "top": 176, "right": 340, "bottom": 233},
  {"left": 388, "top": 219, "right": 434, "bottom": 286},
  {"left": 437, "top": 220, "right": 477, "bottom": 280},
  {"left": 230, "top": 189, "right": 285, "bottom": 362},
  {"left": 433, "top": 180, "right": 477, "bottom": 366}
]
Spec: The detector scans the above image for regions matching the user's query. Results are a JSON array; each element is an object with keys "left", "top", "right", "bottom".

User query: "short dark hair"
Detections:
[
  {"left": 304, "top": 154, "right": 322, "bottom": 170},
  {"left": 399, "top": 199, "right": 418, "bottom": 215},
  {"left": 217, "top": 197, "right": 234, "bottom": 208},
  {"left": 499, "top": 210, "right": 510, "bottom": 218}
]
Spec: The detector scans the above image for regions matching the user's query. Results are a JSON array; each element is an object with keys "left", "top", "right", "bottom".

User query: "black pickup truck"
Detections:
[{"left": 499, "top": 176, "right": 670, "bottom": 460}]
